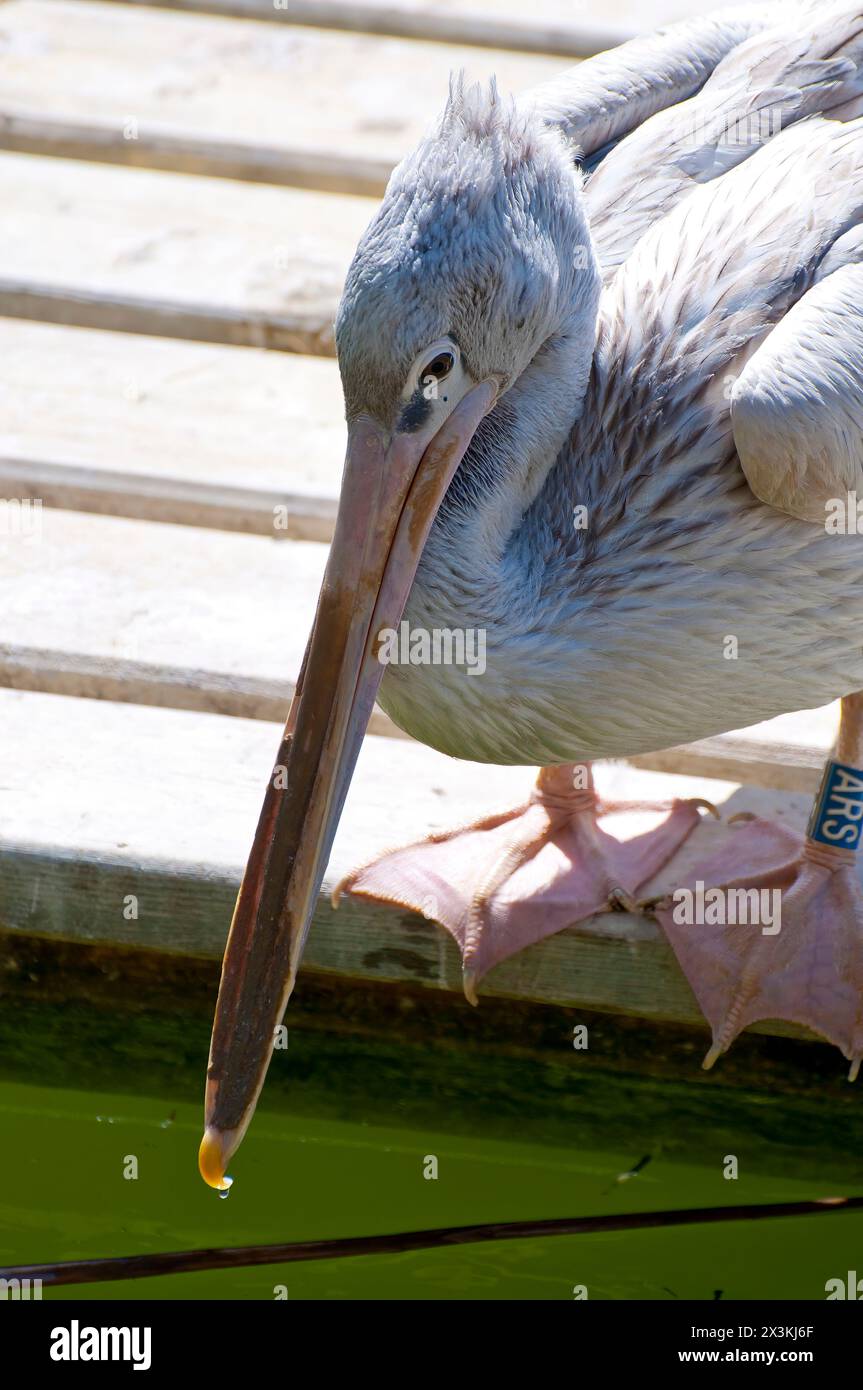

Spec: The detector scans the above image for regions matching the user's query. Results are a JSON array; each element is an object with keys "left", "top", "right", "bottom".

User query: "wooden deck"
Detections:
[{"left": 0, "top": 0, "right": 848, "bottom": 1060}]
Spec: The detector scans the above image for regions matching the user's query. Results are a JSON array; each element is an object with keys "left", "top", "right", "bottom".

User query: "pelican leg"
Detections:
[
  {"left": 654, "top": 693, "right": 863, "bottom": 1077},
  {"left": 335, "top": 763, "right": 707, "bottom": 1001}
]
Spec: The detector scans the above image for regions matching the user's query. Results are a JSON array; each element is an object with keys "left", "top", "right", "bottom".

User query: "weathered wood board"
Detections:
[
  {"left": 94, "top": 0, "right": 637, "bottom": 56},
  {"left": 0, "top": 505, "right": 839, "bottom": 778},
  {"left": 0, "top": 153, "right": 375, "bottom": 353},
  {"left": 90, "top": 0, "right": 719, "bottom": 57},
  {"left": 0, "top": 686, "right": 844, "bottom": 1045},
  {"left": 0, "top": 319, "right": 343, "bottom": 538},
  {"left": 0, "top": 507, "right": 324, "bottom": 719},
  {"left": 0, "top": 1, "right": 562, "bottom": 193}
]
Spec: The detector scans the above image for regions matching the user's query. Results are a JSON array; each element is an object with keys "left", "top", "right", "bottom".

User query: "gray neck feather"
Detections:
[{"left": 424, "top": 290, "right": 601, "bottom": 587}]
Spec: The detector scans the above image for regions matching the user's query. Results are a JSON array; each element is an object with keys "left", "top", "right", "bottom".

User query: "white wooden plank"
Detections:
[
  {"left": 627, "top": 723, "right": 836, "bottom": 796},
  {"left": 0, "top": 685, "right": 841, "bottom": 1041},
  {"left": 0, "top": 458, "right": 338, "bottom": 542},
  {"left": 0, "top": 506, "right": 325, "bottom": 722},
  {"left": 0, "top": 504, "right": 394, "bottom": 732},
  {"left": 0, "top": 319, "right": 343, "bottom": 539},
  {"left": 90, "top": 0, "right": 720, "bottom": 56},
  {"left": 0, "top": 152, "right": 374, "bottom": 353},
  {"left": 95, "top": 0, "right": 637, "bottom": 57},
  {"left": 0, "top": 112, "right": 395, "bottom": 199},
  {"left": 0, "top": 505, "right": 840, "bottom": 781},
  {"left": 0, "top": 1, "right": 562, "bottom": 193}
]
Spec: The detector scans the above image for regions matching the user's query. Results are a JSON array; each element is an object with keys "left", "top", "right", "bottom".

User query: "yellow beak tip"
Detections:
[{"left": 198, "top": 1127, "right": 232, "bottom": 1191}]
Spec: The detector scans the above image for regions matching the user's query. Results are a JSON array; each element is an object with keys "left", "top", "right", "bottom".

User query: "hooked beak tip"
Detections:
[{"left": 198, "top": 1126, "right": 233, "bottom": 1191}]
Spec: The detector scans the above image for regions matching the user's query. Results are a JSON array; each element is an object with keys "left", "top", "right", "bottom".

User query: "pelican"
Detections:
[{"left": 199, "top": 0, "right": 863, "bottom": 1189}]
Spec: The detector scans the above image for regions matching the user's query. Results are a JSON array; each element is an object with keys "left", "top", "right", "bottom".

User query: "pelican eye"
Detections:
[{"left": 421, "top": 350, "right": 455, "bottom": 384}]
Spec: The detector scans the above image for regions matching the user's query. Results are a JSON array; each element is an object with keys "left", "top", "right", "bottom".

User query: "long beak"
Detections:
[{"left": 199, "top": 380, "right": 497, "bottom": 1189}]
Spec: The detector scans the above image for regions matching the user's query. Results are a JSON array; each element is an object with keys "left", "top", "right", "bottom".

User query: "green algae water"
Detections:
[
  {"left": 3, "top": 1079, "right": 863, "bottom": 1300},
  {"left": 1, "top": 959, "right": 862, "bottom": 1301}
]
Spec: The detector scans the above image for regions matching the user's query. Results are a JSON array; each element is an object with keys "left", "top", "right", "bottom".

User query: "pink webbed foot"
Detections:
[
  {"left": 654, "top": 818, "right": 863, "bottom": 1078},
  {"left": 334, "top": 764, "right": 710, "bottom": 1002}
]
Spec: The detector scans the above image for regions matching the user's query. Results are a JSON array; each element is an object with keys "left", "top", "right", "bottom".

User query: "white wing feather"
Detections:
[
  {"left": 527, "top": 4, "right": 863, "bottom": 528},
  {"left": 585, "top": 0, "right": 863, "bottom": 273},
  {"left": 732, "top": 264, "right": 863, "bottom": 522},
  {"left": 520, "top": 4, "right": 780, "bottom": 159}
]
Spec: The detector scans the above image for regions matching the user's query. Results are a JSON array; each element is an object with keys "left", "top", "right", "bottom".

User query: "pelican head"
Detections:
[
  {"left": 199, "top": 81, "right": 599, "bottom": 1189},
  {"left": 337, "top": 77, "right": 597, "bottom": 450}
]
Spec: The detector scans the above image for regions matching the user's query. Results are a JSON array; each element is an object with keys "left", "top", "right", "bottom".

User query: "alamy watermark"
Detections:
[
  {"left": 49, "top": 1322, "right": 151, "bottom": 1370},
  {"left": 1, "top": 1277, "right": 42, "bottom": 1299},
  {"left": 376, "top": 621, "right": 486, "bottom": 676},
  {"left": 683, "top": 107, "right": 783, "bottom": 150},
  {"left": 0, "top": 497, "right": 42, "bottom": 541},
  {"left": 670, "top": 882, "right": 781, "bottom": 935},
  {"left": 825, "top": 492, "right": 863, "bottom": 534}
]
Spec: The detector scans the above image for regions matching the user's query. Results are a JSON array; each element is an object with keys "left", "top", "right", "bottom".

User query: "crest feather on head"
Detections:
[{"left": 394, "top": 71, "right": 580, "bottom": 197}]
